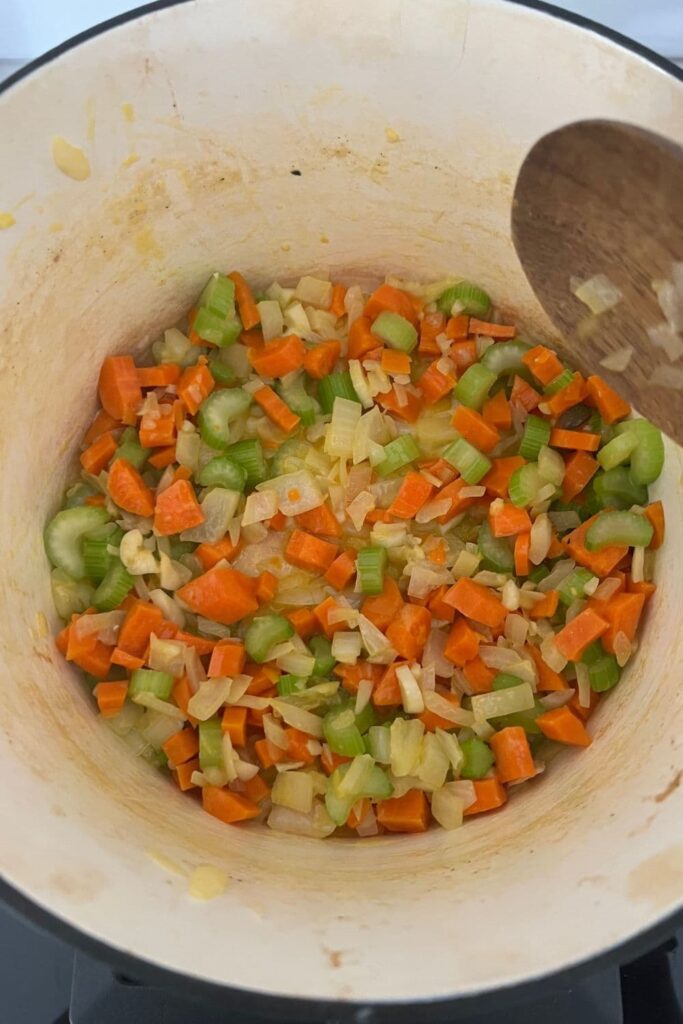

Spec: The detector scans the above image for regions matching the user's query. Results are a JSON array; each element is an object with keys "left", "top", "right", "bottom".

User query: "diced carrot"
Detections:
[
  {"left": 645, "top": 501, "right": 665, "bottom": 550},
  {"left": 386, "top": 604, "right": 432, "bottom": 660},
  {"left": 98, "top": 355, "right": 142, "bottom": 425},
  {"left": 452, "top": 405, "right": 500, "bottom": 454},
  {"left": 254, "top": 737, "right": 285, "bottom": 769},
  {"left": 208, "top": 640, "right": 246, "bottom": 678},
  {"left": 139, "top": 405, "right": 176, "bottom": 448},
  {"left": 253, "top": 385, "right": 300, "bottom": 433},
  {"left": 522, "top": 345, "right": 564, "bottom": 386},
  {"left": 177, "top": 363, "right": 214, "bottom": 415},
  {"left": 84, "top": 494, "right": 107, "bottom": 507},
  {"left": 388, "top": 472, "right": 434, "bottom": 519},
  {"left": 334, "top": 662, "right": 383, "bottom": 696},
  {"left": 243, "top": 773, "right": 271, "bottom": 804},
  {"left": 598, "top": 592, "right": 645, "bottom": 654},
  {"left": 549, "top": 428, "right": 600, "bottom": 452},
  {"left": 348, "top": 316, "right": 379, "bottom": 359},
  {"left": 545, "top": 373, "right": 587, "bottom": 418},
  {"left": 329, "top": 284, "right": 347, "bottom": 319},
  {"left": 162, "top": 727, "right": 199, "bottom": 766},
  {"left": 285, "top": 529, "right": 338, "bottom": 572},
  {"left": 172, "top": 399, "right": 185, "bottom": 431},
  {"left": 245, "top": 663, "right": 279, "bottom": 696},
  {"left": 586, "top": 375, "right": 631, "bottom": 424},
  {"left": 377, "top": 789, "right": 429, "bottom": 833},
  {"left": 380, "top": 349, "right": 412, "bottom": 376},
  {"left": 313, "top": 596, "right": 346, "bottom": 638},
  {"left": 194, "top": 536, "right": 240, "bottom": 571},
  {"left": 554, "top": 608, "right": 609, "bottom": 661},
  {"left": 108, "top": 457, "right": 155, "bottom": 517},
  {"left": 324, "top": 549, "right": 357, "bottom": 590},
  {"left": 177, "top": 566, "right": 259, "bottom": 625},
  {"left": 446, "top": 315, "right": 470, "bottom": 339},
  {"left": 285, "top": 608, "right": 318, "bottom": 639},
  {"left": 80, "top": 431, "right": 118, "bottom": 475},
  {"left": 528, "top": 590, "right": 560, "bottom": 620},
  {"left": 295, "top": 501, "right": 342, "bottom": 538},
  {"left": 93, "top": 681, "right": 128, "bottom": 718},
  {"left": 256, "top": 570, "right": 278, "bottom": 603},
  {"left": 202, "top": 786, "right": 261, "bottom": 824},
  {"left": 372, "top": 662, "right": 405, "bottom": 707},
  {"left": 427, "top": 539, "right": 447, "bottom": 566},
  {"left": 267, "top": 510, "right": 288, "bottom": 531},
  {"left": 249, "top": 334, "right": 306, "bottom": 378},
  {"left": 240, "top": 328, "right": 264, "bottom": 349},
  {"left": 361, "top": 575, "right": 404, "bottom": 632},
  {"left": 490, "top": 726, "right": 535, "bottom": 783},
  {"left": 569, "top": 688, "right": 601, "bottom": 721},
  {"left": 482, "top": 456, "right": 526, "bottom": 499},
  {"left": 148, "top": 445, "right": 177, "bottom": 470},
  {"left": 173, "top": 465, "right": 192, "bottom": 483},
  {"left": 364, "top": 284, "right": 418, "bottom": 326},
  {"left": 565, "top": 515, "right": 628, "bottom": 577},
  {"left": 627, "top": 578, "right": 657, "bottom": 601},
  {"left": 284, "top": 727, "right": 316, "bottom": 764},
  {"left": 462, "top": 656, "right": 496, "bottom": 694},
  {"left": 174, "top": 759, "right": 200, "bottom": 791},
  {"left": 418, "top": 359, "right": 456, "bottom": 405},
  {"left": 514, "top": 532, "right": 530, "bottom": 576},
  {"left": 489, "top": 502, "right": 532, "bottom": 538},
  {"left": 227, "top": 271, "right": 260, "bottom": 331},
  {"left": 364, "top": 509, "right": 396, "bottom": 525},
  {"left": 376, "top": 386, "right": 422, "bottom": 424},
  {"left": 511, "top": 375, "right": 541, "bottom": 412},
  {"left": 84, "top": 409, "right": 120, "bottom": 445},
  {"left": 118, "top": 601, "right": 164, "bottom": 657},
  {"left": 418, "top": 689, "right": 461, "bottom": 731},
  {"left": 443, "top": 617, "right": 480, "bottom": 666},
  {"left": 525, "top": 643, "right": 568, "bottom": 692},
  {"left": 221, "top": 707, "right": 248, "bottom": 748},
  {"left": 347, "top": 798, "right": 371, "bottom": 831},
  {"left": 154, "top": 478, "right": 204, "bottom": 536},
  {"left": 468, "top": 318, "right": 516, "bottom": 338},
  {"left": 449, "top": 340, "right": 478, "bottom": 370},
  {"left": 171, "top": 630, "right": 214, "bottom": 657},
  {"left": 562, "top": 450, "right": 598, "bottom": 502},
  {"left": 303, "top": 340, "right": 341, "bottom": 379},
  {"left": 536, "top": 706, "right": 591, "bottom": 746},
  {"left": 137, "top": 363, "right": 181, "bottom": 388},
  {"left": 443, "top": 577, "right": 507, "bottom": 628},
  {"left": 320, "top": 746, "right": 351, "bottom": 775},
  {"left": 66, "top": 621, "right": 113, "bottom": 677},
  {"left": 436, "top": 478, "right": 481, "bottom": 523},
  {"left": 427, "top": 584, "right": 456, "bottom": 623},
  {"left": 171, "top": 675, "right": 197, "bottom": 725},
  {"left": 482, "top": 389, "right": 512, "bottom": 430},
  {"left": 463, "top": 777, "right": 508, "bottom": 815},
  {"left": 419, "top": 311, "right": 446, "bottom": 356}
]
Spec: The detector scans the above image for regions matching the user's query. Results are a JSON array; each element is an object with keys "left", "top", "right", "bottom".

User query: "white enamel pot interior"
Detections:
[{"left": 0, "top": 0, "right": 682, "bottom": 1015}]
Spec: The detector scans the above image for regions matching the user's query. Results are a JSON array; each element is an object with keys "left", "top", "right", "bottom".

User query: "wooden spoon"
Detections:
[{"left": 512, "top": 120, "right": 683, "bottom": 443}]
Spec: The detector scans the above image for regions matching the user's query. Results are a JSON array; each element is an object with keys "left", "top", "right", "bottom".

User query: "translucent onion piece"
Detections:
[
  {"left": 271, "top": 699, "right": 324, "bottom": 739},
  {"left": 187, "top": 678, "right": 231, "bottom": 721}
]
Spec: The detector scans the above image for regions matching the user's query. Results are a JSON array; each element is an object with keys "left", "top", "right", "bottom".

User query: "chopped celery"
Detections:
[
  {"left": 544, "top": 368, "right": 574, "bottom": 395},
  {"left": 197, "top": 456, "right": 247, "bottom": 492},
  {"left": 519, "top": 415, "right": 551, "bottom": 461},
  {"left": 245, "top": 614, "right": 294, "bottom": 663},
  {"left": 44, "top": 506, "right": 110, "bottom": 581},
  {"left": 352, "top": 698, "right": 376, "bottom": 736},
  {"left": 443, "top": 434, "right": 491, "bottom": 484},
  {"left": 199, "top": 272, "right": 236, "bottom": 320},
  {"left": 372, "top": 311, "right": 418, "bottom": 353},
  {"left": 460, "top": 737, "right": 494, "bottom": 779},
  {"left": 437, "top": 281, "right": 490, "bottom": 317},
  {"left": 152, "top": 328, "right": 199, "bottom": 367},
  {"left": 593, "top": 467, "right": 648, "bottom": 510},
  {"left": 278, "top": 373, "right": 319, "bottom": 426},
  {"left": 64, "top": 482, "right": 98, "bottom": 508},
  {"left": 480, "top": 339, "right": 531, "bottom": 375},
  {"left": 367, "top": 725, "right": 391, "bottom": 764},
  {"left": 225, "top": 439, "right": 268, "bottom": 487},
  {"left": 111, "top": 428, "right": 149, "bottom": 471},
  {"left": 558, "top": 567, "right": 596, "bottom": 606},
  {"left": 193, "top": 307, "right": 242, "bottom": 347},
  {"left": 199, "top": 717, "right": 224, "bottom": 771},
  {"left": 50, "top": 568, "right": 94, "bottom": 620},
  {"left": 277, "top": 674, "right": 308, "bottom": 696},
  {"left": 325, "top": 759, "right": 393, "bottom": 825},
  {"left": 477, "top": 521, "right": 514, "bottom": 573},
  {"left": 309, "top": 635, "right": 335, "bottom": 677},
  {"left": 208, "top": 356, "right": 237, "bottom": 385},
  {"left": 375, "top": 435, "right": 421, "bottom": 477},
  {"left": 496, "top": 699, "right": 546, "bottom": 735},
  {"left": 82, "top": 537, "right": 112, "bottom": 581},
  {"left": 509, "top": 463, "right": 542, "bottom": 507},
  {"left": 454, "top": 363, "right": 496, "bottom": 410},
  {"left": 93, "top": 558, "right": 134, "bottom": 611},
  {"left": 323, "top": 707, "right": 365, "bottom": 756},
  {"left": 616, "top": 420, "right": 664, "bottom": 485},
  {"left": 356, "top": 546, "right": 387, "bottom": 595},
  {"left": 317, "top": 371, "right": 360, "bottom": 414},
  {"left": 528, "top": 564, "right": 551, "bottom": 585},
  {"left": 269, "top": 436, "right": 309, "bottom": 476},
  {"left": 585, "top": 510, "right": 653, "bottom": 550},
  {"left": 493, "top": 673, "right": 526, "bottom": 690},
  {"left": 129, "top": 669, "right": 174, "bottom": 700},
  {"left": 198, "top": 388, "right": 252, "bottom": 449},
  {"left": 597, "top": 431, "right": 638, "bottom": 471},
  {"left": 583, "top": 647, "right": 621, "bottom": 691}
]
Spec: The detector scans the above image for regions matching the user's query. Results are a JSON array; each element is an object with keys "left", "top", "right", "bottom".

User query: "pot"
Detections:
[{"left": 0, "top": 0, "right": 682, "bottom": 1018}]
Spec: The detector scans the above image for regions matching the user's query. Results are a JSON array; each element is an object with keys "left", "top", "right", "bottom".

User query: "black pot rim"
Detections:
[{"left": 1, "top": 0, "right": 682, "bottom": 1018}]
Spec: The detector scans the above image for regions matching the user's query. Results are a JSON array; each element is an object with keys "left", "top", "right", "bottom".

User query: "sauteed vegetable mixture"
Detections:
[{"left": 45, "top": 272, "right": 665, "bottom": 837}]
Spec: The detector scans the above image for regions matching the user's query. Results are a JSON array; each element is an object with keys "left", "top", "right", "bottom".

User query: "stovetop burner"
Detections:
[{"left": 2, "top": 900, "right": 682, "bottom": 1023}]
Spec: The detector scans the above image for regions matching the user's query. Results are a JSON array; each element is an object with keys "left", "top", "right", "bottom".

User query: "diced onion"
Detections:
[
  {"left": 355, "top": 677, "right": 374, "bottom": 716},
  {"left": 132, "top": 692, "right": 186, "bottom": 719},
  {"left": 346, "top": 490, "right": 376, "bottom": 531},
  {"left": 539, "top": 689, "right": 574, "bottom": 710},
  {"left": 471, "top": 682, "right": 534, "bottom": 722},
  {"left": 540, "top": 635, "right": 568, "bottom": 673},
  {"left": 452, "top": 549, "right": 481, "bottom": 578},
  {"left": 271, "top": 699, "right": 324, "bottom": 739},
  {"left": 267, "top": 801, "right": 336, "bottom": 838},
  {"left": 390, "top": 717, "right": 425, "bottom": 777},
  {"left": 357, "top": 614, "right": 397, "bottom": 662},
  {"left": 572, "top": 273, "right": 623, "bottom": 314},
  {"left": 149, "top": 589, "right": 185, "bottom": 628},
  {"left": 630, "top": 545, "right": 645, "bottom": 583},
  {"left": 529, "top": 512, "right": 552, "bottom": 565},
  {"left": 423, "top": 690, "right": 474, "bottom": 726},
  {"left": 331, "top": 631, "right": 362, "bottom": 666},
  {"left": 501, "top": 579, "right": 520, "bottom": 611},
  {"left": 257, "top": 299, "right": 284, "bottom": 341},
  {"left": 257, "top": 469, "right": 323, "bottom": 517},
  {"left": 396, "top": 664, "right": 425, "bottom": 714},
  {"left": 575, "top": 663, "right": 591, "bottom": 708},
  {"left": 415, "top": 498, "right": 452, "bottom": 524},
  {"left": 294, "top": 275, "right": 332, "bottom": 309},
  {"left": 272, "top": 770, "right": 314, "bottom": 814},
  {"left": 242, "top": 490, "right": 278, "bottom": 526},
  {"left": 431, "top": 786, "right": 465, "bottom": 830},
  {"left": 614, "top": 631, "right": 633, "bottom": 667},
  {"left": 537, "top": 559, "right": 576, "bottom": 593},
  {"left": 148, "top": 634, "right": 186, "bottom": 677},
  {"left": 592, "top": 576, "right": 623, "bottom": 602},
  {"left": 504, "top": 614, "right": 529, "bottom": 646},
  {"left": 187, "top": 677, "right": 231, "bottom": 721},
  {"left": 325, "top": 398, "right": 363, "bottom": 458},
  {"left": 407, "top": 563, "right": 451, "bottom": 599}
]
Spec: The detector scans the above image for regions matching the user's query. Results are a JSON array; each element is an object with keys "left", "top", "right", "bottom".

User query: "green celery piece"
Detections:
[
  {"left": 93, "top": 558, "right": 134, "bottom": 611},
  {"left": 317, "top": 371, "right": 360, "bottom": 414},
  {"left": 245, "top": 614, "right": 294, "bottom": 663},
  {"left": 593, "top": 468, "right": 648, "bottom": 510},
  {"left": 460, "top": 737, "right": 494, "bottom": 779},
  {"left": 44, "top": 506, "right": 110, "bottom": 580},
  {"left": 198, "top": 456, "right": 247, "bottom": 492},
  {"left": 437, "top": 281, "right": 490, "bottom": 317},
  {"left": 372, "top": 311, "right": 418, "bottom": 353},
  {"left": 477, "top": 521, "right": 514, "bottom": 573},
  {"left": 323, "top": 707, "right": 365, "bottom": 756},
  {"left": 481, "top": 339, "right": 531, "bottom": 376},
  {"left": 309, "top": 635, "right": 335, "bottom": 677},
  {"left": 356, "top": 546, "right": 387, "bottom": 595},
  {"left": 198, "top": 388, "right": 252, "bottom": 449},
  {"left": 454, "top": 363, "right": 496, "bottom": 410},
  {"left": 519, "top": 415, "right": 551, "bottom": 461},
  {"left": 375, "top": 435, "right": 421, "bottom": 478},
  {"left": 224, "top": 439, "right": 268, "bottom": 487},
  {"left": 129, "top": 669, "right": 174, "bottom": 699},
  {"left": 585, "top": 510, "right": 653, "bottom": 550},
  {"left": 199, "top": 718, "right": 224, "bottom": 771},
  {"left": 443, "top": 435, "right": 491, "bottom": 484}
]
